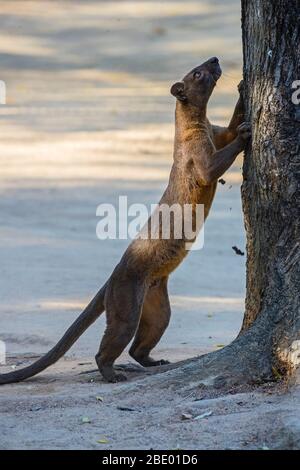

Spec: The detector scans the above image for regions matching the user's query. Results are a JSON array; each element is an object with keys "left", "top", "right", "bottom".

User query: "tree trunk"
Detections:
[
  {"left": 131, "top": 0, "right": 300, "bottom": 392},
  {"left": 240, "top": 0, "right": 300, "bottom": 375}
]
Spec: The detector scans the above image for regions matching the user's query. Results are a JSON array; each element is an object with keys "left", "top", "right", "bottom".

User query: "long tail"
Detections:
[{"left": 0, "top": 283, "right": 107, "bottom": 384}]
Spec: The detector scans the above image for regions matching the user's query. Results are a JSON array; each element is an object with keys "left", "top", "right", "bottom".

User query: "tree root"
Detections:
[{"left": 114, "top": 324, "right": 278, "bottom": 396}]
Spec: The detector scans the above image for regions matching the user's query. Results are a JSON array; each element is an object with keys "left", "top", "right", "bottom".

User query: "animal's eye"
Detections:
[{"left": 194, "top": 71, "right": 203, "bottom": 80}]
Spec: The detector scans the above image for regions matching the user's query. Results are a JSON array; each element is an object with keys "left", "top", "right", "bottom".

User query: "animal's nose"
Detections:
[{"left": 209, "top": 57, "right": 219, "bottom": 64}]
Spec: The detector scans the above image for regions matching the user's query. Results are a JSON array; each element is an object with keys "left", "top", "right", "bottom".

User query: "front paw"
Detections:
[{"left": 237, "top": 121, "right": 251, "bottom": 142}]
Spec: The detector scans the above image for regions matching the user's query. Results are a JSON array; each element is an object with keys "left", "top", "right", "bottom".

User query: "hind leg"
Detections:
[
  {"left": 95, "top": 275, "right": 145, "bottom": 382},
  {"left": 129, "top": 277, "right": 171, "bottom": 367}
]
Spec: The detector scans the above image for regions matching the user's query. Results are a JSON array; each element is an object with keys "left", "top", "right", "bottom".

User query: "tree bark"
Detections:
[
  {"left": 133, "top": 0, "right": 300, "bottom": 391},
  {"left": 240, "top": 0, "right": 300, "bottom": 375}
]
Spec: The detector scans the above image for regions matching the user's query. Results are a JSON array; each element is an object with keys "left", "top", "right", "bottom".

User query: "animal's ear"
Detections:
[{"left": 170, "top": 81, "right": 186, "bottom": 102}]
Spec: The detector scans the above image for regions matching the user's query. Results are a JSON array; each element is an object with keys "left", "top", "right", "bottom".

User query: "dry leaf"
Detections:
[
  {"left": 97, "top": 438, "right": 109, "bottom": 444},
  {"left": 81, "top": 416, "right": 91, "bottom": 424},
  {"left": 181, "top": 413, "right": 193, "bottom": 420},
  {"left": 194, "top": 410, "right": 212, "bottom": 420}
]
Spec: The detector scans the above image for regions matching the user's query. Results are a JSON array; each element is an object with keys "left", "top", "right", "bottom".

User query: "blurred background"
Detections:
[{"left": 0, "top": 0, "right": 245, "bottom": 363}]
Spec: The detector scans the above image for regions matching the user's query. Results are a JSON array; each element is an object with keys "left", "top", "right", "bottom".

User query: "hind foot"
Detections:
[
  {"left": 96, "top": 360, "right": 127, "bottom": 383},
  {"left": 110, "top": 372, "right": 127, "bottom": 383},
  {"left": 132, "top": 355, "right": 170, "bottom": 367},
  {"left": 101, "top": 366, "right": 127, "bottom": 383}
]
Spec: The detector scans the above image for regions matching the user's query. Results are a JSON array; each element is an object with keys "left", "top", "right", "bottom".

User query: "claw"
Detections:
[{"left": 237, "top": 121, "right": 251, "bottom": 142}]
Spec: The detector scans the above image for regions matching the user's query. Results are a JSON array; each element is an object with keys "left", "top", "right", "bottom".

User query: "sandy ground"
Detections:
[{"left": 0, "top": 0, "right": 299, "bottom": 450}]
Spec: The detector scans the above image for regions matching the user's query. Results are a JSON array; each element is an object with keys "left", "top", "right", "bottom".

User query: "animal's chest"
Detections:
[{"left": 152, "top": 240, "right": 188, "bottom": 278}]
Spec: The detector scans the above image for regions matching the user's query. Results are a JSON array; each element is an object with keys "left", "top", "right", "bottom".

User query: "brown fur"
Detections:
[{"left": 0, "top": 58, "right": 250, "bottom": 384}]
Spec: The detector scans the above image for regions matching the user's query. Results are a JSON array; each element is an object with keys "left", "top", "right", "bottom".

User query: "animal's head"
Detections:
[{"left": 170, "top": 57, "right": 222, "bottom": 108}]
